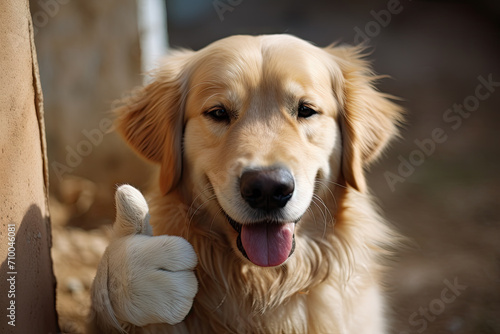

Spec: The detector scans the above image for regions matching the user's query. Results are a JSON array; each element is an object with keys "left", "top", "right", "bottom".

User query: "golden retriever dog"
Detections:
[{"left": 88, "top": 34, "right": 403, "bottom": 334}]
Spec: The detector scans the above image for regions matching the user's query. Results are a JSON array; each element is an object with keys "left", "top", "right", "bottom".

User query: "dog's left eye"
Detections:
[
  {"left": 206, "top": 107, "right": 230, "bottom": 123},
  {"left": 297, "top": 104, "right": 317, "bottom": 118}
]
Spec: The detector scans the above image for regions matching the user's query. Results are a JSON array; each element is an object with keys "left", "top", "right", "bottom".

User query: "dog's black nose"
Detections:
[{"left": 240, "top": 168, "right": 295, "bottom": 211}]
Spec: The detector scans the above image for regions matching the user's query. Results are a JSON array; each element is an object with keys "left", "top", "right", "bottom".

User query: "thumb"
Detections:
[{"left": 113, "top": 184, "right": 152, "bottom": 237}]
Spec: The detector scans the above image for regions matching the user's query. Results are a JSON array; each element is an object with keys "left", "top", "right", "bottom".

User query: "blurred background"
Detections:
[{"left": 29, "top": 0, "right": 500, "bottom": 332}]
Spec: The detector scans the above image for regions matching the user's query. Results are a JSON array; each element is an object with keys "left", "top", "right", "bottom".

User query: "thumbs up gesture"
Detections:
[{"left": 89, "top": 185, "right": 198, "bottom": 332}]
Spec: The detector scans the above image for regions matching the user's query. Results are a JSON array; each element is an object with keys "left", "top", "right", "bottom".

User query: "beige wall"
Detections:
[{"left": 0, "top": 1, "right": 58, "bottom": 333}]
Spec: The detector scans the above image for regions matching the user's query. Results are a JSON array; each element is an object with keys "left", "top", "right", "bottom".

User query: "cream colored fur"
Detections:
[{"left": 89, "top": 34, "right": 403, "bottom": 334}]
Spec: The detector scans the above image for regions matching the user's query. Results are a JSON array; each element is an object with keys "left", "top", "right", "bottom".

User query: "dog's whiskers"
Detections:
[
  {"left": 310, "top": 195, "right": 331, "bottom": 239},
  {"left": 201, "top": 92, "right": 224, "bottom": 111},
  {"left": 179, "top": 80, "right": 222, "bottom": 110},
  {"left": 211, "top": 293, "right": 228, "bottom": 313},
  {"left": 313, "top": 192, "right": 334, "bottom": 223},
  {"left": 315, "top": 179, "right": 339, "bottom": 214},
  {"left": 320, "top": 179, "right": 347, "bottom": 189},
  {"left": 187, "top": 183, "right": 215, "bottom": 217},
  {"left": 310, "top": 196, "right": 327, "bottom": 224},
  {"left": 186, "top": 183, "right": 217, "bottom": 239},
  {"left": 305, "top": 206, "right": 318, "bottom": 228},
  {"left": 208, "top": 207, "right": 224, "bottom": 236}
]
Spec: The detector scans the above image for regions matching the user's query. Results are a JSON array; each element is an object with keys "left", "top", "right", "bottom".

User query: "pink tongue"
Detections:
[{"left": 241, "top": 222, "right": 295, "bottom": 267}]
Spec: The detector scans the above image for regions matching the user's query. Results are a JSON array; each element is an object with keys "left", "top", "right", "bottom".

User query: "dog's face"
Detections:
[
  {"left": 116, "top": 35, "right": 402, "bottom": 268},
  {"left": 182, "top": 36, "right": 343, "bottom": 267}
]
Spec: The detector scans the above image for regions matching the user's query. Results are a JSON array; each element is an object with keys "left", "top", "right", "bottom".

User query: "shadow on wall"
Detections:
[{"left": 0, "top": 205, "right": 58, "bottom": 334}]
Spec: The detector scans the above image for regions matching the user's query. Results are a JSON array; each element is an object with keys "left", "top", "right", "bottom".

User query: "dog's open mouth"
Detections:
[{"left": 227, "top": 215, "right": 297, "bottom": 267}]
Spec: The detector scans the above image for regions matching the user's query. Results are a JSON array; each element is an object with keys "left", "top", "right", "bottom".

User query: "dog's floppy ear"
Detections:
[
  {"left": 115, "top": 50, "right": 194, "bottom": 195},
  {"left": 325, "top": 45, "right": 403, "bottom": 192}
]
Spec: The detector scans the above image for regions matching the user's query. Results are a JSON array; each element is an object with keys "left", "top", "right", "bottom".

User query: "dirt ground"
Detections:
[
  {"left": 50, "top": 195, "right": 112, "bottom": 333},
  {"left": 371, "top": 145, "right": 500, "bottom": 333}
]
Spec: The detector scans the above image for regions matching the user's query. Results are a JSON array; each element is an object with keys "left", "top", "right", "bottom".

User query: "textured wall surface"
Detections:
[{"left": 0, "top": 1, "right": 58, "bottom": 333}]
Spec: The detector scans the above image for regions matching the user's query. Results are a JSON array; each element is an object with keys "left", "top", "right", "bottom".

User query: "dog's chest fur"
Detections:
[{"left": 138, "top": 188, "right": 389, "bottom": 334}]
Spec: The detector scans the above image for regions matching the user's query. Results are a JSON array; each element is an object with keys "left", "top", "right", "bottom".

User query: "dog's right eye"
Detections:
[
  {"left": 205, "top": 107, "right": 230, "bottom": 123},
  {"left": 297, "top": 103, "right": 317, "bottom": 119}
]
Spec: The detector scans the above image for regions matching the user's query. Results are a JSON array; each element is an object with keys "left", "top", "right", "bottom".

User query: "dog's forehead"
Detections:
[{"left": 189, "top": 35, "right": 334, "bottom": 92}]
